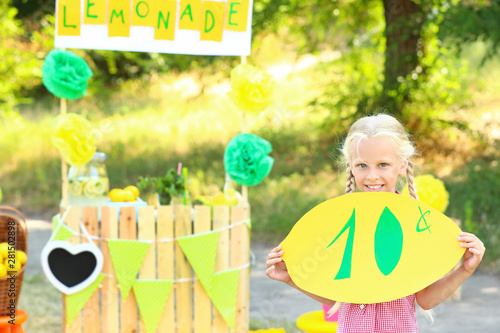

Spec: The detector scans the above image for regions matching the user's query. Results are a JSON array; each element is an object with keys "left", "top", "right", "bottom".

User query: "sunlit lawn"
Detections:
[{"left": 0, "top": 41, "right": 499, "bottom": 259}]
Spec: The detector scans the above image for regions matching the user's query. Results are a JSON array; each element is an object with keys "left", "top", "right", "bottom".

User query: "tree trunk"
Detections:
[{"left": 381, "top": 0, "right": 424, "bottom": 118}]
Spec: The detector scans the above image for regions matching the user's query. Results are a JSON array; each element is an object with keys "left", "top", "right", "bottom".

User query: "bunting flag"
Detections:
[
  {"left": 208, "top": 268, "right": 240, "bottom": 329},
  {"left": 65, "top": 273, "right": 105, "bottom": 326},
  {"left": 177, "top": 231, "right": 219, "bottom": 293},
  {"left": 52, "top": 216, "right": 74, "bottom": 241},
  {"left": 107, "top": 239, "right": 150, "bottom": 300},
  {"left": 133, "top": 279, "right": 174, "bottom": 333},
  {"left": 245, "top": 219, "right": 252, "bottom": 230}
]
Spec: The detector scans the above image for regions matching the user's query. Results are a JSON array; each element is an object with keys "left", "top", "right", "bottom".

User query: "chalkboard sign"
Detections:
[{"left": 41, "top": 240, "right": 103, "bottom": 294}]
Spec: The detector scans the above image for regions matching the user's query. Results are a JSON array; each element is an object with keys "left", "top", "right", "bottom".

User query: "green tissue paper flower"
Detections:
[
  {"left": 224, "top": 133, "right": 274, "bottom": 187},
  {"left": 42, "top": 49, "right": 93, "bottom": 100}
]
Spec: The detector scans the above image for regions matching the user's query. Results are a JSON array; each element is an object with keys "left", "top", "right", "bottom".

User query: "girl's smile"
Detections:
[{"left": 350, "top": 137, "right": 407, "bottom": 194}]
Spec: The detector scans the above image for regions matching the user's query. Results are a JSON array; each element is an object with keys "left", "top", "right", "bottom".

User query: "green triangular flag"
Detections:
[
  {"left": 177, "top": 231, "right": 219, "bottom": 293},
  {"left": 133, "top": 280, "right": 174, "bottom": 333},
  {"left": 66, "top": 274, "right": 105, "bottom": 326},
  {"left": 208, "top": 268, "right": 240, "bottom": 329},
  {"left": 244, "top": 219, "right": 252, "bottom": 230},
  {"left": 52, "top": 215, "right": 74, "bottom": 241},
  {"left": 107, "top": 239, "right": 150, "bottom": 300}
]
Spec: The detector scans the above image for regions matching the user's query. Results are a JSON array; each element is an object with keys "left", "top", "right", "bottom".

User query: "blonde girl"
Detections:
[{"left": 265, "top": 114, "right": 485, "bottom": 333}]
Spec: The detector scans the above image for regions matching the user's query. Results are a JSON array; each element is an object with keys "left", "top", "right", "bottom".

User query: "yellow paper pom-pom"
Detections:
[
  {"left": 402, "top": 174, "right": 449, "bottom": 213},
  {"left": 52, "top": 113, "right": 96, "bottom": 166},
  {"left": 229, "top": 64, "right": 274, "bottom": 113}
]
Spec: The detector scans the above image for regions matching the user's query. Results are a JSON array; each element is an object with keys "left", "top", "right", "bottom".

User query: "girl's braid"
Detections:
[
  {"left": 406, "top": 160, "right": 419, "bottom": 200},
  {"left": 345, "top": 165, "right": 357, "bottom": 194}
]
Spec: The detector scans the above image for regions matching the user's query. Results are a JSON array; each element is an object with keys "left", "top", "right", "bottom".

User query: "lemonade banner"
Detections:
[
  {"left": 177, "top": 231, "right": 219, "bottom": 293},
  {"left": 66, "top": 273, "right": 106, "bottom": 326},
  {"left": 107, "top": 239, "right": 151, "bottom": 300},
  {"left": 55, "top": 0, "right": 253, "bottom": 55},
  {"left": 52, "top": 215, "right": 74, "bottom": 241},
  {"left": 133, "top": 279, "right": 174, "bottom": 333},
  {"left": 207, "top": 268, "right": 240, "bottom": 329}
]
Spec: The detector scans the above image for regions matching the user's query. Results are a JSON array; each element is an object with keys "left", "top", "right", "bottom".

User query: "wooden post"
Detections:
[
  {"left": 63, "top": 206, "right": 82, "bottom": 333},
  {"left": 138, "top": 206, "right": 156, "bottom": 332},
  {"left": 82, "top": 207, "right": 100, "bottom": 332},
  {"left": 60, "top": 98, "right": 69, "bottom": 212},
  {"left": 213, "top": 206, "right": 230, "bottom": 333},
  {"left": 157, "top": 205, "right": 175, "bottom": 333},
  {"left": 101, "top": 206, "right": 119, "bottom": 332},
  {"left": 231, "top": 205, "right": 251, "bottom": 332},
  {"left": 194, "top": 206, "right": 213, "bottom": 332},
  {"left": 175, "top": 205, "right": 193, "bottom": 333},
  {"left": 120, "top": 207, "right": 139, "bottom": 333}
]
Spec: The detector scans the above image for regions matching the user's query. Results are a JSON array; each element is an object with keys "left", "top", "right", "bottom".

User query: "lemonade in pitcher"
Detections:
[{"left": 68, "top": 152, "right": 109, "bottom": 205}]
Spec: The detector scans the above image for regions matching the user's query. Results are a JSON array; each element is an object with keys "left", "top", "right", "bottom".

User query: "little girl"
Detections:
[{"left": 265, "top": 114, "right": 485, "bottom": 332}]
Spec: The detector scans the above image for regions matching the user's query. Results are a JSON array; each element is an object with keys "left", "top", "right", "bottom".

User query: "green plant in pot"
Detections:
[{"left": 137, "top": 168, "right": 185, "bottom": 205}]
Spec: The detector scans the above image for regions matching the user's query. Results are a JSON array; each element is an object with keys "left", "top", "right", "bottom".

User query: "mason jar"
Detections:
[{"left": 68, "top": 152, "right": 109, "bottom": 203}]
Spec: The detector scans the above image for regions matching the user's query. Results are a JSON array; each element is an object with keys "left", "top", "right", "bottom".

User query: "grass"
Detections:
[
  {"left": 1, "top": 40, "right": 499, "bottom": 266},
  {"left": 17, "top": 274, "right": 62, "bottom": 332}
]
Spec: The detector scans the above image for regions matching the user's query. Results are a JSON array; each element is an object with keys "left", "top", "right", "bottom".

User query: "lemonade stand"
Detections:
[{"left": 40, "top": 1, "right": 275, "bottom": 332}]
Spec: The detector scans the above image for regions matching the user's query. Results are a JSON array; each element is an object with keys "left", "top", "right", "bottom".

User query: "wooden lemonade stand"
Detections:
[
  {"left": 49, "top": 1, "right": 265, "bottom": 331},
  {"left": 60, "top": 203, "right": 250, "bottom": 333}
]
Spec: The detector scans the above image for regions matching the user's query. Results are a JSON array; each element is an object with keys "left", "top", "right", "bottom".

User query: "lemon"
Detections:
[
  {"left": 5, "top": 258, "right": 21, "bottom": 274},
  {"left": 122, "top": 190, "right": 137, "bottom": 202},
  {"left": 16, "top": 250, "right": 27, "bottom": 265},
  {"left": 84, "top": 179, "right": 101, "bottom": 199},
  {"left": 0, "top": 243, "right": 12, "bottom": 259},
  {"left": 0, "top": 263, "right": 7, "bottom": 278},
  {"left": 108, "top": 189, "right": 126, "bottom": 202},
  {"left": 93, "top": 178, "right": 107, "bottom": 195},
  {"left": 69, "top": 180, "right": 83, "bottom": 196},
  {"left": 124, "top": 186, "right": 140, "bottom": 199}
]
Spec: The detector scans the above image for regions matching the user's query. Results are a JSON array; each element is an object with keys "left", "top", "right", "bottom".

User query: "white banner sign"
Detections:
[{"left": 55, "top": 0, "right": 253, "bottom": 56}]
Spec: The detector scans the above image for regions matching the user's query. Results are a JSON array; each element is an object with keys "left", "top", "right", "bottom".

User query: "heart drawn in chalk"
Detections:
[{"left": 41, "top": 241, "right": 103, "bottom": 295}]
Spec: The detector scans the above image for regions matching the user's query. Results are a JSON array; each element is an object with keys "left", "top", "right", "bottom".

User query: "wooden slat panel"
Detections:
[
  {"left": 120, "top": 206, "right": 139, "bottom": 333},
  {"left": 230, "top": 205, "right": 250, "bottom": 333},
  {"left": 175, "top": 205, "right": 193, "bottom": 333},
  {"left": 101, "top": 206, "right": 119, "bottom": 333},
  {"left": 138, "top": 206, "right": 156, "bottom": 332},
  {"left": 194, "top": 205, "right": 212, "bottom": 333},
  {"left": 64, "top": 206, "right": 82, "bottom": 333},
  {"left": 82, "top": 206, "right": 100, "bottom": 333},
  {"left": 213, "top": 206, "right": 230, "bottom": 333},
  {"left": 157, "top": 205, "right": 175, "bottom": 333}
]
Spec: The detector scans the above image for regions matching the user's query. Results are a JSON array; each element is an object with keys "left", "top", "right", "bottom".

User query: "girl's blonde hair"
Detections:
[
  {"left": 328, "top": 114, "right": 429, "bottom": 318},
  {"left": 340, "top": 113, "right": 419, "bottom": 199}
]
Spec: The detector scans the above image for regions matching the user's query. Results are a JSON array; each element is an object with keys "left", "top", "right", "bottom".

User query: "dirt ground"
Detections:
[{"left": 26, "top": 218, "right": 500, "bottom": 333}]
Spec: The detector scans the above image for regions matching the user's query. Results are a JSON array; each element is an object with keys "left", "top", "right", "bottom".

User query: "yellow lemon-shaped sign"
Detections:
[{"left": 280, "top": 192, "right": 465, "bottom": 304}]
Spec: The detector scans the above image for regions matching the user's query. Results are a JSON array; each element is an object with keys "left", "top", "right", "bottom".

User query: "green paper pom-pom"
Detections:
[
  {"left": 42, "top": 49, "right": 93, "bottom": 100},
  {"left": 224, "top": 133, "right": 274, "bottom": 187}
]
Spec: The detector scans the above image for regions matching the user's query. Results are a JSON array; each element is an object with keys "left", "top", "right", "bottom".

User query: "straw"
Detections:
[{"left": 177, "top": 162, "right": 182, "bottom": 175}]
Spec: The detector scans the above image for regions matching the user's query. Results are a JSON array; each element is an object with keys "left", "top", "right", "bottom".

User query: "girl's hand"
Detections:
[
  {"left": 458, "top": 232, "right": 485, "bottom": 274},
  {"left": 265, "top": 245, "right": 292, "bottom": 284}
]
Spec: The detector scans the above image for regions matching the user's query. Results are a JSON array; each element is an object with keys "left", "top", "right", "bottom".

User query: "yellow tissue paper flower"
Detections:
[
  {"left": 52, "top": 113, "right": 96, "bottom": 166},
  {"left": 402, "top": 174, "right": 449, "bottom": 213},
  {"left": 229, "top": 64, "right": 274, "bottom": 113}
]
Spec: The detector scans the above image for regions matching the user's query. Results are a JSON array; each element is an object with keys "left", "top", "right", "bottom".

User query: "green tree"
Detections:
[{"left": 0, "top": 0, "right": 42, "bottom": 120}]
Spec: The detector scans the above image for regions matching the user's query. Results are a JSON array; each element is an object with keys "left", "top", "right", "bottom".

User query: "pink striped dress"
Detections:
[{"left": 337, "top": 294, "right": 418, "bottom": 332}]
